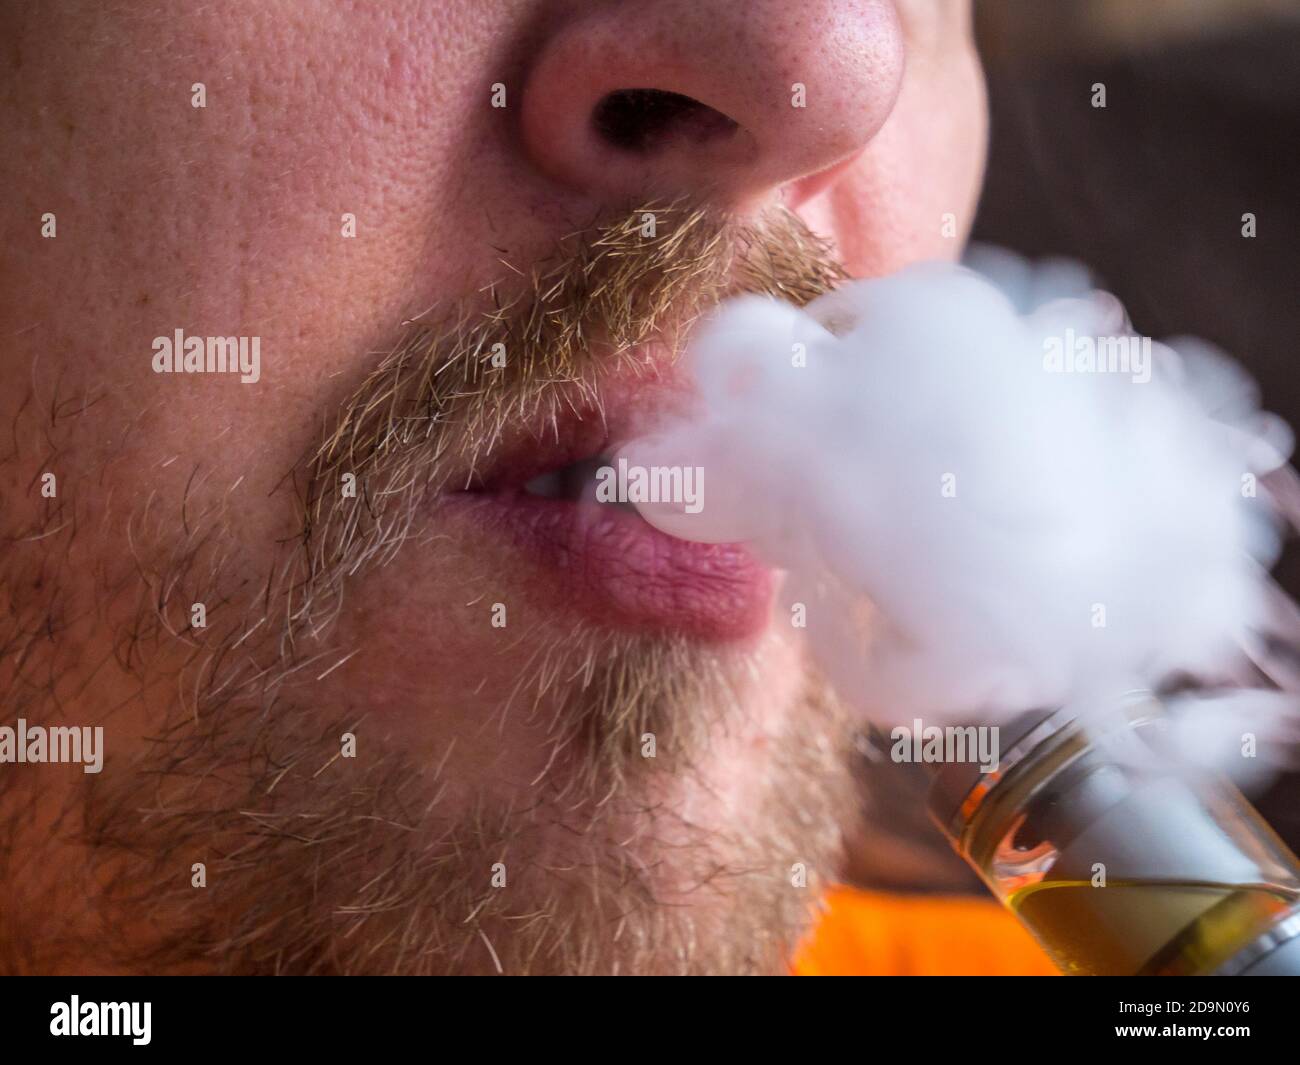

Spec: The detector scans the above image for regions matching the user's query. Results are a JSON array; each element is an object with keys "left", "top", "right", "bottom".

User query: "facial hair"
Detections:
[{"left": 1, "top": 201, "right": 857, "bottom": 974}]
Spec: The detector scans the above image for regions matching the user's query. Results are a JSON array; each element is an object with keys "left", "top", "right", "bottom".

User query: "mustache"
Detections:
[{"left": 295, "top": 200, "right": 846, "bottom": 625}]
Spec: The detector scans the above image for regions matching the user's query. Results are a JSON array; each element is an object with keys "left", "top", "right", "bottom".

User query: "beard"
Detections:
[{"left": 2, "top": 201, "right": 858, "bottom": 974}]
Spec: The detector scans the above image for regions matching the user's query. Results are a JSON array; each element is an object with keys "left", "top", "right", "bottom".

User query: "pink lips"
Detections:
[
  {"left": 450, "top": 491, "right": 773, "bottom": 639},
  {"left": 440, "top": 388, "right": 774, "bottom": 640}
]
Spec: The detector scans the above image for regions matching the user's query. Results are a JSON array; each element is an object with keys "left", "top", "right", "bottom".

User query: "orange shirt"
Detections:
[{"left": 792, "top": 885, "right": 1060, "bottom": 976}]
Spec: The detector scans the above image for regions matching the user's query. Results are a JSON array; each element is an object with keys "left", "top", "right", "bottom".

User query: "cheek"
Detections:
[
  {"left": 0, "top": 2, "right": 505, "bottom": 515},
  {"left": 802, "top": 35, "right": 987, "bottom": 277}
]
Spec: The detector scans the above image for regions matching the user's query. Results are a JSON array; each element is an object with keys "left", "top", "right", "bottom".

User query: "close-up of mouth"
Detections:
[{"left": 444, "top": 393, "right": 772, "bottom": 640}]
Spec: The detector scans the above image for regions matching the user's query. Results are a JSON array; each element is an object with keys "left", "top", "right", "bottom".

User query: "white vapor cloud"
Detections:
[{"left": 623, "top": 249, "right": 1295, "bottom": 733}]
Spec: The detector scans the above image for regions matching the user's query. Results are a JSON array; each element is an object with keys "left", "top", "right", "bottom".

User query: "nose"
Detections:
[{"left": 519, "top": 0, "right": 905, "bottom": 209}]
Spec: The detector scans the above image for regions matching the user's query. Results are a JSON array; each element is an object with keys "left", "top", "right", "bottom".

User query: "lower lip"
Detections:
[{"left": 442, "top": 492, "right": 774, "bottom": 640}]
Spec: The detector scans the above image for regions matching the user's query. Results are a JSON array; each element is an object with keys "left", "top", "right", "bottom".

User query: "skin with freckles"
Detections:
[{"left": 0, "top": 0, "right": 986, "bottom": 974}]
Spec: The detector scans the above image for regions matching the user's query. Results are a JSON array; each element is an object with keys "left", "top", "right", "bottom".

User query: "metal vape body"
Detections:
[{"left": 929, "top": 693, "right": 1300, "bottom": 975}]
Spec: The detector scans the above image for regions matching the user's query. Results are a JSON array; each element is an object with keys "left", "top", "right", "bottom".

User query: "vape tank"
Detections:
[{"left": 929, "top": 691, "right": 1300, "bottom": 975}]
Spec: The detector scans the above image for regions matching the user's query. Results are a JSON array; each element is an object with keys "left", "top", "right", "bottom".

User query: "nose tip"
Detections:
[{"left": 519, "top": 0, "right": 905, "bottom": 208}]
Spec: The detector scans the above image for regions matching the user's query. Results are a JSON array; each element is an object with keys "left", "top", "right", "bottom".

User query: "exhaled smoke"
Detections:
[{"left": 622, "top": 248, "right": 1300, "bottom": 760}]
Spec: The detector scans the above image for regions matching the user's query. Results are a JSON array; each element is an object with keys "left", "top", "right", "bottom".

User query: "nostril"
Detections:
[
  {"left": 523, "top": 0, "right": 904, "bottom": 204},
  {"left": 591, "top": 88, "right": 739, "bottom": 154}
]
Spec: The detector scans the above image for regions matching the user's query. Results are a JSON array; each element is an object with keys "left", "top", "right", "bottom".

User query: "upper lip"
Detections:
[
  {"left": 457, "top": 409, "right": 614, "bottom": 495},
  {"left": 450, "top": 361, "right": 693, "bottom": 496}
]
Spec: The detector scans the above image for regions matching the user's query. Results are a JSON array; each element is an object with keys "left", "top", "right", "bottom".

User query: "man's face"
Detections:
[{"left": 0, "top": 0, "right": 985, "bottom": 973}]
